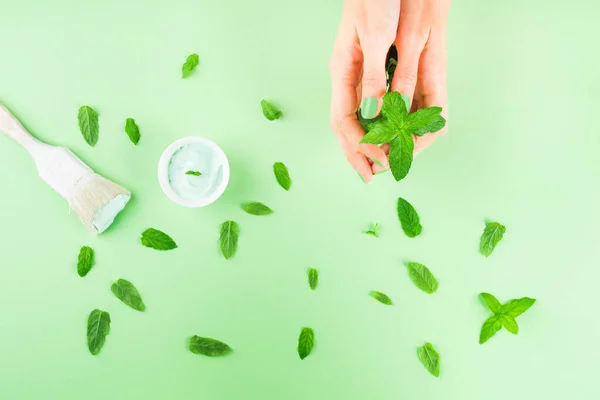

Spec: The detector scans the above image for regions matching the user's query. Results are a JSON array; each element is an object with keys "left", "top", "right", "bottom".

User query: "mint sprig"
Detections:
[
  {"left": 364, "top": 223, "right": 380, "bottom": 237},
  {"left": 360, "top": 92, "right": 446, "bottom": 181},
  {"left": 479, "top": 293, "right": 536, "bottom": 344}
]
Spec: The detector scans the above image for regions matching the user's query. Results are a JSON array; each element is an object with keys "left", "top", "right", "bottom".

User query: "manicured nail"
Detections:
[
  {"left": 360, "top": 97, "right": 378, "bottom": 119},
  {"left": 356, "top": 171, "right": 366, "bottom": 183},
  {"left": 369, "top": 157, "right": 384, "bottom": 168}
]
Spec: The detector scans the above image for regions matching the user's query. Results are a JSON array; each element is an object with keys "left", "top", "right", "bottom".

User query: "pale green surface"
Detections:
[{"left": 0, "top": 0, "right": 599, "bottom": 399}]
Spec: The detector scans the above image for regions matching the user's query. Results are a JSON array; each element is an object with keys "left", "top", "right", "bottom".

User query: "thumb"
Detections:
[{"left": 359, "top": 40, "right": 391, "bottom": 120}]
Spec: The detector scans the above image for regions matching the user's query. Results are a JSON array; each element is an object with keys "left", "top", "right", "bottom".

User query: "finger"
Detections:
[
  {"left": 332, "top": 119, "right": 374, "bottom": 183},
  {"left": 340, "top": 115, "right": 389, "bottom": 168},
  {"left": 349, "top": 152, "right": 375, "bottom": 183},
  {"left": 391, "top": 5, "right": 431, "bottom": 106},
  {"left": 330, "top": 43, "right": 389, "bottom": 168},
  {"left": 414, "top": 31, "right": 449, "bottom": 155},
  {"left": 358, "top": 35, "right": 395, "bottom": 120}
]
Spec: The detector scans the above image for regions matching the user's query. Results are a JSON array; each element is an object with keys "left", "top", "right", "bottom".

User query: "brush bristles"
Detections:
[{"left": 69, "top": 173, "right": 131, "bottom": 234}]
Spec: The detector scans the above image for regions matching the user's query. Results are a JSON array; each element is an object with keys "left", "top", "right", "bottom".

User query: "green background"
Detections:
[{"left": 1, "top": 0, "right": 598, "bottom": 398}]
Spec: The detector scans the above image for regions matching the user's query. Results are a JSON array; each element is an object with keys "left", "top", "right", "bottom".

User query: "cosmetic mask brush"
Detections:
[{"left": 0, "top": 104, "right": 131, "bottom": 234}]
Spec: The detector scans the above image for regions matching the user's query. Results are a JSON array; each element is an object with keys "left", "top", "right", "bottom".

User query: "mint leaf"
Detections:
[
  {"left": 78, "top": 106, "right": 99, "bottom": 147},
  {"left": 242, "top": 202, "right": 273, "bottom": 216},
  {"left": 370, "top": 290, "right": 393, "bottom": 305},
  {"left": 501, "top": 315, "right": 519, "bottom": 334},
  {"left": 480, "top": 221, "right": 506, "bottom": 257},
  {"left": 412, "top": 115, "right": 446, "bottom": 137},
  {"left": 480, "top": 292, "right": 502, "bottom": 314},
  {"left": 77, "top": 246, "right": 94, "bottom": 277},
  {"left": 404, "top": 107, "right": 446, "bottom": 136},
  {"left": 261, "top": 99, "right": 282, "bottom": 121},
  {"left": 417, "top": 342, "right": 440, "bottom": 377},
  {"left": 479, "top": 315, "right": 502, "bottom": 344},
  {"left": 385, "top": 45, "right": 398, "bottom": 91},
  {"left": 141, "top": 228, "right": 177, "bottom": 251},
  {"left": 360, "top": 119, "right": 398, "bottom": 144},
  {"left": 308, "top": 268, "right": 318, "bottom": 290},
  {"left": 125, "top": 118, "right": 140, "bottom": 145},
  {"left": 87, "top": 309, "right": 110, "bottom": 355},
  {"left": 364, "top": 223, "right": 380, "bottom": 238},
  {"left": 111, "top": 279, "right": 145, "bottom": 312},
  {"left": 500, "top": 297, "right": 536, "bottom": 318},
  {"left": 381, "top": 91, "right": 410, "bottom": 120},
  {"left": 182, "top": 54, "right": 199, "bottom": 78},
  {"left": 220, "top": 221, "right": 239, "bottom": 260},
  {"left": 297, "top": 327, "right": 314, "bottom": 360},
  {"left": 389, "top": 133, "right": 414, "bottom": 181},
  {"left": 186, "top": 170, "right": 202, "bottom": 176},
  {"left": 397, "top": 197, "right": 422, "bottom": 238},
  {"left": 406, "top": 262, "right": 438, "bottom": 294},
  {"left": 189, "top": 336, "right": 232, "bottom": 357},
  {"left": 273, "top": 162, "right": 291, "bottom": 191}
]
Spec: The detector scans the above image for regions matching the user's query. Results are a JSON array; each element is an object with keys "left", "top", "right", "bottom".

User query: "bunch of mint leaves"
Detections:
[{"left": 359, "top": 47, "right": 446, "bottom": 182}]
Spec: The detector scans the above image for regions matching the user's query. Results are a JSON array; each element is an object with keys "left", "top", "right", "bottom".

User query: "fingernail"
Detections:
[
  {"left": 356, "top": 171, "right": 366, "bottom": 183},
  {"left": 375, "top": 169, "right": 390, "bottom": 175},
  {"left": 360, "top": 97, "right": 378, "bottom": 119},
  {"left": 368, "top": 157, "right": 386, "bottom": 168}
]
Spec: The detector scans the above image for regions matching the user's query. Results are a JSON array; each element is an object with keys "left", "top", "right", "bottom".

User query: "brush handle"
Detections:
[
  {"left": 0, "top": 105, "right": 56, "bottom": 158},
  {"left": 0, "top": 104, "right": 93, "bottom": 199}
]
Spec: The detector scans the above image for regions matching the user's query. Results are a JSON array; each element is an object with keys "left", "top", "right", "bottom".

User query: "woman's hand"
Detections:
[{"left": 329, "top": 0, "right": 451, "bottom": 182}]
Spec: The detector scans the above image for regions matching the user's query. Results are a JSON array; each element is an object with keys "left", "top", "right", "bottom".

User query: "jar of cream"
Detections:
[{"left": 158, "top": 137, "right": 230, "bottom": 207}]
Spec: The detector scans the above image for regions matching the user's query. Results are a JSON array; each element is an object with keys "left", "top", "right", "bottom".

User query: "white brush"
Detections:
[{"left": 0, "top": 104, "right": 131, "bottom": 234}]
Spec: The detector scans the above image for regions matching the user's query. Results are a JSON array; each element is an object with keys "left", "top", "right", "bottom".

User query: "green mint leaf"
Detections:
[
  {"left": 389, "top": 132, "right": 414, "bottom": 181},
  {"left": 370, "top": 290, "right": 393, "bottom": 305},
  {"left": 220, "top": 221, "right": 239, "bottom": 260},
  {"left": 181, "top": 54, "right": 199, "bottom": 78},
  {"left": 141, "top": 228, "right": 177, "bottom": 250},
  {"left": 358, "top": 113, "right": 383, "bottom": 132},
  {"left": 297, "top": 327, "right": 315, "bottom": 360},
  {"left": 397, "top": 197, "right": 422, "bottom": 238},
  {"left": 124, "top": 118, "right": 140, "bottom": 145},
  {"left": 189, "top": 336, "right": 232, "bottom": 357},
  {"left": 308, "top": 268, "right": 318, "bottom": 290},
  {"left": 261, "top": 99, "right": 282, "bottom": 121},
  {"left": 404, "top": 107, "right": 446, "bottom": 136},
  {"left": 381, "top": 91, "right": 410, "bottom": 121},
  {"left": 412, "top": 115, "right": 446, "bottom": 137},
  {"left": 242, "top": 202, "right": 273, "bottom": 216},
  {"left": 77, "top": 246, "right": 94, "bottom": 277},
  {"left": 87, "top": 309, "right": 111, "bottom": 356},
  {"left": 111, "top": 279, "right": 146, "bottom": 312},
  {"left": 78, "top": 105, "right": 99, "bottom": 147},
  {"left": 501, "top": 315, "right": 519, "bottom": 334},
  {"left": 417, "top": 342, "right": 440, "bottom": 378},
  {"left": 479, "top": 315, "right": 502, "bottom": 344},
  {"left": 385, "top": 45, "right": 398, "bottom": 91},
  {"left": 480, "top": 221, "right": 506, "bottom": 257},
  {"left": 480, "top": 292, "right": 502, "bottom": 314},
  {"left": 406, "top": 262, "right": 438, "bottom": 294},
  {"left": 360, "top": 119, "right": 398, "bottom": 144},
  {"left": 500, "top": 297, "right": 536, "bottom": 318},
  {"left": 273, "top": 162, "right": 291, "bottom": 191},
  {"left": 364, "top": 223, "right": 380, "bottom": 238},
  {"left": 185, "top": 170, "right": 202, "bottom": 176}
]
